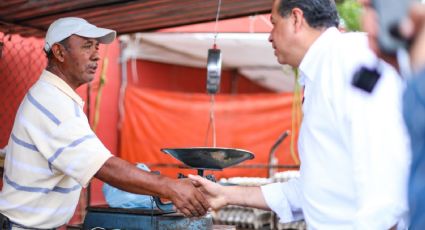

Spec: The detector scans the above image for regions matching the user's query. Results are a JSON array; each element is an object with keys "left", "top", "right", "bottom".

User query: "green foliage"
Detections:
[{"left": 337, "top": 0, "right": 362, "bottom": 31}]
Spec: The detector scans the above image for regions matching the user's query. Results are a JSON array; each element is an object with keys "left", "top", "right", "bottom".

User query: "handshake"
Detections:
[
  {"left": 188, "top": 175, "right": 229, "bottom": 211},
  {"left": 166, "top": 175, "right": 270, "bottom": 217}
]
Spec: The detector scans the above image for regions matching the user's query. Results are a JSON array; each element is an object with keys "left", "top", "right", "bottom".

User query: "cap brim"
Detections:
[{"left": 76, "top": 27, "right": 116, "bottom": 44}]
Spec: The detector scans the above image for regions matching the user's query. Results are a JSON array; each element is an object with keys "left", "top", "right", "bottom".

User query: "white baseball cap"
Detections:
[{"left": 44, "top": 17, "right": 116, "bottom": 52}]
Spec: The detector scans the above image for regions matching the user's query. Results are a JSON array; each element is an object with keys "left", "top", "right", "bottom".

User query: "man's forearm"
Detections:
[
  {"left": 223, "top": 185, "right": 270, "bottom": 210},
  {"left": 94, "top": 156, "right": 172, "bottom": 198}
]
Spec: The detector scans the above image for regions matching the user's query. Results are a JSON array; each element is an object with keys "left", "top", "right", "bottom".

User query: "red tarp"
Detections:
[{"left": 120, "top": 86, "right": 298, "bottom": 179}]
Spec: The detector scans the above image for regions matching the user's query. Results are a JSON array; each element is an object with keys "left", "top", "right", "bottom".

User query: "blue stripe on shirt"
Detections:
[
  {"left": 48, "top": 134, "right": 96, "bottom": 171},
  {"left": 52, "top": 184, "right": 81, "bottom": 193},
  {"left": 11, "top": 134, "right": 39, "bottom": 152},
  {"left": 27, "top": 92, "right": 61, "bottom": 126},
  {"left": 4, "top": 175, "right": 80, "bottom": 194}
]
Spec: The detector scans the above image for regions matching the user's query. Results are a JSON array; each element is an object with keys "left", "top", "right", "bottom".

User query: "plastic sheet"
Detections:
[{"left": 102, "top": 163, "right": 157, "bottom": 209}]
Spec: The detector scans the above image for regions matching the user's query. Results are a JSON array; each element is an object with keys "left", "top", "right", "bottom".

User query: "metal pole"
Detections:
[{"left": 86, "top": 83, "right": 92, "bottom": 208}]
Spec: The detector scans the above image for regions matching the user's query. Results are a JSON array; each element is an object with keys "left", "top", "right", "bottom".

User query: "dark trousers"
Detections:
[
  {"left": 0, "top": 213, "right": 56, "bottom": 230},
  {"left": 0, "top": 213, "right": 10, "bottom": 230}
]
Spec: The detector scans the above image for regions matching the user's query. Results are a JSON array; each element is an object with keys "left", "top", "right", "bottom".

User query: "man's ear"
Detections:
[
  {"left": 51, "top": 44, "right": 65, "bottom": 62},
  {"left": 291, "top": 8, "right": 305, "bottom": 33}
]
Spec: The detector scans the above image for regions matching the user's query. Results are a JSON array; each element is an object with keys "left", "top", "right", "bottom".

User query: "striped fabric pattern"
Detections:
[{"left": 0, "top": 70, "right": 113, "bottom": 229}]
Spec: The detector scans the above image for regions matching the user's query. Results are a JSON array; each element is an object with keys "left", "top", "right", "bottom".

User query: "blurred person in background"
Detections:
[
  {"left": 190, "top": 0, "right": 411, "bottom": 229},
  {"left": 360, "top": 0, "right": 425, "bottom": 228},
  {"left": 0, "top": 17, "right": 209, "bottom": 229}
]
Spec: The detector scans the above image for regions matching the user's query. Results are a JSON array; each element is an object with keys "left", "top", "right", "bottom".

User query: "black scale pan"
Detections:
[{"left": 161, "top": 147, "right": 254, "bottom": 171}]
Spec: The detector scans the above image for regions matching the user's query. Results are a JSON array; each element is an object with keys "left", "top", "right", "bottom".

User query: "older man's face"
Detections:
[{"left": 61, "top": 35, "right": 100, "bottom": 89}]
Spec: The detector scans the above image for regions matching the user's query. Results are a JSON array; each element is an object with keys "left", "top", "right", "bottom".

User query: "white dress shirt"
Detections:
[{"left": 261, "top": 28, "right": 411, "bottom": 229}]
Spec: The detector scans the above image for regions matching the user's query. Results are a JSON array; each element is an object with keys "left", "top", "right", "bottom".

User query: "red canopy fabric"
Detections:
[{"left": 120, "top": 86, "right": 298, "bottom": 179}]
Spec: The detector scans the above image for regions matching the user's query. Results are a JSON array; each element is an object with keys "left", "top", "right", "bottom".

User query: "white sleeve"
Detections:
[
  {"left": 260, "top": 178, "right": 304, "bottom": 223},
  {"left": 350, "top": 63, "right": 411, "bottom": 229}
]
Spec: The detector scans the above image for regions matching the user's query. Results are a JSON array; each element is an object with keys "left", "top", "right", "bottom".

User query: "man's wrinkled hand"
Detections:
[{"left": 167, "top": 178, "right": 210, "bottom": 217}]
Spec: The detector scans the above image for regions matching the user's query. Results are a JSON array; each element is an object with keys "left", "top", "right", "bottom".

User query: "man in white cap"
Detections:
[{"left": 0, "top": 17, "right": 209, "bottom": 229}]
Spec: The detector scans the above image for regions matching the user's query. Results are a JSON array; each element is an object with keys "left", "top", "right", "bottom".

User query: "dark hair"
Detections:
[
  {"left": 44, "top": 37, "right": 70, "bottom": 60},
  {"left": 277, "top": 0, "right": 339, "bottom": 28}
]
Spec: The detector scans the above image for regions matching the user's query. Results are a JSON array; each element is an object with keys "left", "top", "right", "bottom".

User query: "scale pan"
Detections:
[{"left": 161, "top": 147, "right": 254, "bottom": 170}]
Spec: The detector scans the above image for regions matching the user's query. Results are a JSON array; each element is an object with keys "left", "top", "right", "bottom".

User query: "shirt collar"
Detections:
[
  {"left": 40, "top": 70, "right": 85, "bottom": 108},
  {"left": 298, "top": 27, "right": 340, "bottom": 85}
]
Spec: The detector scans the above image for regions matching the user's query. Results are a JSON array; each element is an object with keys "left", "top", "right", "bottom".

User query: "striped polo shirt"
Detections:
[{"left": 0, "top": 70, "right": 113, "bottom": 228}]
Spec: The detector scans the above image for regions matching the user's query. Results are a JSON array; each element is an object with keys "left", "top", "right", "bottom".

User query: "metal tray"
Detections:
[{"left": 161, "top": 147, "right": 254, "bottom": 170}]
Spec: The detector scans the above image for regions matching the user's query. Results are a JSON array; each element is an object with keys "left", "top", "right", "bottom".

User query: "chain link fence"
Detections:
[{"left": 0, "top": 32, "right": 47, "bottom": 148}]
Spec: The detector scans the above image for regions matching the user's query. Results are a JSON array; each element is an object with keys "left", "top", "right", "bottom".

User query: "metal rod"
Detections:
[
  {"left": 204, "top": 95, "right": 216, "bottom": 147},
  {"left": 210, "top": 95, "right": 216, "bottom": 147},
  {"left": 147, "top": 163, "right": 300, "bottom": 169},
  {"left": 268, "top": 130, "right": 290, "bottom": 177},
  {"left": 213, "top": 0, "right": 222, "bottom": 46}
]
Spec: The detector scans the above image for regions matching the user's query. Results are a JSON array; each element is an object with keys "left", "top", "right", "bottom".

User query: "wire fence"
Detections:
[{"left": 0, "top": 32, "right": 46, "bottom": 148}]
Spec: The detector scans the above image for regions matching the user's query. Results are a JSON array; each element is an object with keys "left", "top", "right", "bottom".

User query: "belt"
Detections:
[
  {"left": 0, "top": 213, "right": 55, "bottom": 230},
  {"left": 0, "top": 212, "right": 10, "bottom": 230},
  {"left": 9, "top": 222, "right": 56, "bottom": 230}
]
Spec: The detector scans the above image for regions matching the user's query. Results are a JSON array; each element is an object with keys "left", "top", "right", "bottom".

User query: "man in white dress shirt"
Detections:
[{"left": 189, "top": 0, "right": 411, "bottom": 229}]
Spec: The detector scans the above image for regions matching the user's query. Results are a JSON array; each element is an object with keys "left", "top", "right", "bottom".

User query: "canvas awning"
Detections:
[{"left": 120, "top": 32, "right": 296, "bottom": 92}]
